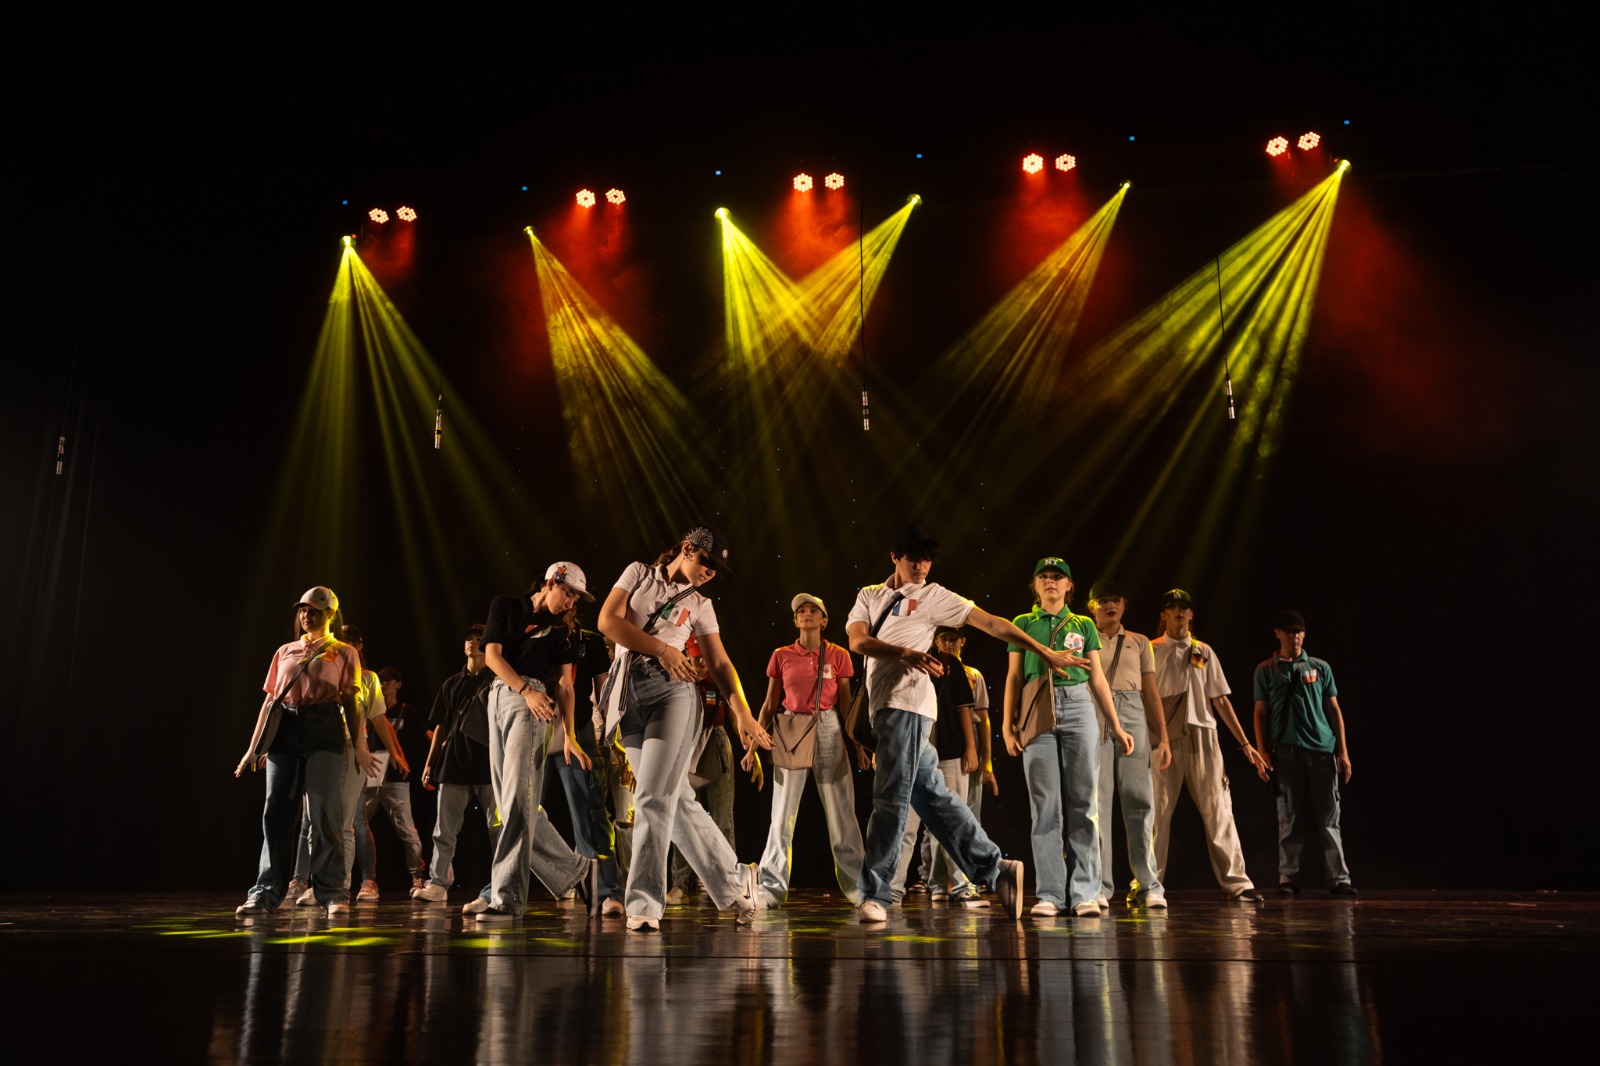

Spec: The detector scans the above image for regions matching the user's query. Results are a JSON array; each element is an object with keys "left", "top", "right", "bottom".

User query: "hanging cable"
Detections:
[{"left": 1216, "top": 255, "right": 1235, "bottom": 422}]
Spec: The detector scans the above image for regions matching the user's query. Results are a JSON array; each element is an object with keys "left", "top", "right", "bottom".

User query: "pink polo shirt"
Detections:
[
  {"left": 767, "top": 641, "right": 854, "bottom": 713},
  {"left": 264, "top": 638, "right": 360, "bottom": 706}
]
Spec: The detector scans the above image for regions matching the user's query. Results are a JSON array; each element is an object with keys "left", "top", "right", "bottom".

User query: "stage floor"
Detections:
[{"left": 3, "top": 890, "right": 1593, "bottom": 1063}]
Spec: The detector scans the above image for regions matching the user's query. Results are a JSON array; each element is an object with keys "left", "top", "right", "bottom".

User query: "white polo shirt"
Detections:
[
  {"left": 1151, "top": 633, "right": 1230, "bottom": 730},
  {"left": 848, "top": 580, "right": 974, "bottom": 720}
]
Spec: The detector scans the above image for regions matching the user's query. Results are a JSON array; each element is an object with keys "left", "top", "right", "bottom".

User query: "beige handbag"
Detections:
[
  {"left": 773, "top": 646, "right": 829, "bottom": 770},
  {"left": 1014, "top": 616, "right": 1072, "bottom": 750}
]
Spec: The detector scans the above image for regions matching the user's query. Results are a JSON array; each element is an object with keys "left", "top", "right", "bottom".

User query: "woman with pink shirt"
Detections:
[{"left": 234, "top": 586, "right": 380, "bottom": 918}]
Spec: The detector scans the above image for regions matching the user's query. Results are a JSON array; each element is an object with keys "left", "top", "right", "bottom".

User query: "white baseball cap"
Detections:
[{"left": 545, "top": 561, "right": 595, "bottom": 602}]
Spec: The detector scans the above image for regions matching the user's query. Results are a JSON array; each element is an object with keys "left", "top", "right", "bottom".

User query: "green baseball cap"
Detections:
[{"left": 1032, "top": 556, "right": 1071, "bottom": 578}]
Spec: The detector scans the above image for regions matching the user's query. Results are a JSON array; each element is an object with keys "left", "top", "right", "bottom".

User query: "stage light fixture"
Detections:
[
  {"left": 396, "top": 206, "right": 417, "bottom": 222},
  {"left": 908, "top": 194, "right": 922, "bottom": 206},
  {"left": 341, "top": 235, "right": 353, "bottom": 247},
  {"left": 715, "top": 207, "right": 730, "bottom": 220},
  {"left": 1298, "top": 131, "right": 1321, "bottom": 150},
  {"left": 1337, "top": 159, "right": 1352, "bottom": 171},
  {"left": 606, "top": 188, "right": 626, "bottom": 204},
  {"left": 523, "top": 225, "right": 534, "bottom": 234},
  {"left": 1265, "top": 137, "right": 1290, "bottom": 157},
  {"left": 793, "top": 173, "right": 814, "bottom": 192},
  {"left": 1055, "top": 154, "right": 1076, "bottom": 172},
  {"left": 1022, "top": 153, "right": 1044, "bottom": 174},
  {"left": 369, "top": 208, "right": 389, "bottom": 223},
  {"left": 576, "top": 189, "right": 597, "bottom": 208},
  {"left": 824, "top": 172, "right": 844, "bottom": 190}
]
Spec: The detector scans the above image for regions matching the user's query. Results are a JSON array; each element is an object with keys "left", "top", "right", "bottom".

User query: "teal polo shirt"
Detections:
[
  {"left": 1252, "top": 652, "right": 1338, "bottom": 752},
  {"left": 1008, "top": 607, "right": 1100, "bottom": 686}
]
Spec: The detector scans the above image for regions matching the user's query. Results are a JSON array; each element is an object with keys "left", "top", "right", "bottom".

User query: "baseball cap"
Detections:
[{"left": 544, "top": 561, "right": 595, "bottom": 602}]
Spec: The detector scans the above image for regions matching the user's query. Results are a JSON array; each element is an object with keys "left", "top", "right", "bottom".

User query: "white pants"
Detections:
[
  {"left": 756, "top": 710, "right": 864, "bottom": 905},
  {"left": 1152, "top": 725, "right": 1254, "bottom": 894}
]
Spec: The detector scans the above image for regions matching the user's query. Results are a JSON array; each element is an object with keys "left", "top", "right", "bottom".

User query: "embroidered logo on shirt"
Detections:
[
  {"left": 657, "top": 605, "right": 692, "bottom": 628},
  {"left": 892, "top": 598, "right": 919, "bottom": 617},
  {"left": 822, "top": 664, "right": 835, "bottom": 679},
  {"left": 1062, "top": 632, "right": 1085, "bottom": 653},
  {"left": 1302, "top": 669, "right": 1318, "bottom": 684},
  {"left": 1188, "top": 648, "right": 1208, "bottom": 668}
]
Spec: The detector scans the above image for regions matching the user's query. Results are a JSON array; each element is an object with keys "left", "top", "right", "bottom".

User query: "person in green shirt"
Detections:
[{"left": 1002, "top": 557, "right": 1133, "bottom": 918}]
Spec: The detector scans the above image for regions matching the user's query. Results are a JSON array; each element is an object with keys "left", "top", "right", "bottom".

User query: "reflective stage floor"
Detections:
[{"left": 3, "top": 890, "right": 1593, "bottom": 1063}]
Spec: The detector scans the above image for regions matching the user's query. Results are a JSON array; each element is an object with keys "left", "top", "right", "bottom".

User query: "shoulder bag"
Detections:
[
  {"left": 251, "top": 639, "right": 332, "bottom": 760},
  {"left": 843, "top": 591, "right": 906, "bottom": 754},
  {"left": 772, "top": 647, "right": 827, "bottom": 770},
  {"left": 1014, "top": 616, "right": 1072, "bottom": 751}
]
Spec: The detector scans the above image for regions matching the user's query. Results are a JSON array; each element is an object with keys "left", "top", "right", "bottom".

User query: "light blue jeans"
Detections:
[
  {"left": 485, "top": 677, "right": 588, "bottom": 913},
  {"left": 620, "top": 670, "right": 746, "bottom": 920},
  {"left": 1022, "top": 683, "right": 1101, "bottom": 908},
  {"left": 1097, "top": 692, "right": 1163, "bottom": 901},
  {"left": 757, "top": 710, "right": 864, "bottom": 906},
  {"left": 860, "top": 709, "right": 1001, "bottom": 907},
  {"left": 428, "top": 782, "right": 498, "bottom": 888},
  {"left": 362, "top": 783, "right": 425, "bottom": 878},
  {"left": 895, "top": 756, "right": 975, "bottom": 899}
]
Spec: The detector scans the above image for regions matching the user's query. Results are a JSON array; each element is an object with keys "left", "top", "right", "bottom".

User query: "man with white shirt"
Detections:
[
  {"left": 1148, "top": 589, "right": 1267, "bottom": 902},
  {"left": 847, "top": 523, "right": 1083, "bottom": 922}
]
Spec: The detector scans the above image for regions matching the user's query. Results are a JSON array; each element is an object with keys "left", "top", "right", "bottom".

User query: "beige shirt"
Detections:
[{"left": 1096, "top": 626, "right": 1154, "bottom": 693}]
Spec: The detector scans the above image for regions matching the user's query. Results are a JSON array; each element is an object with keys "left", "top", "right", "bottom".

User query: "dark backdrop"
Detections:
[{"left": 4, "top": 9, "right": 1594, "bottom": 892}]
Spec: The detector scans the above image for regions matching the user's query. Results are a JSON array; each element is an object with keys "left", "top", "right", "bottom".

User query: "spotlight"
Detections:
[
  {"left": 793, "top": 173, "right": 814, "bottom": 192},
  {"left": 341, "top": 235, "right": 353, "bottom": 247},
  {"left": 396, "top": 206, "right": 417, "bottom": 222},
  {"left": 1337, "top": 159, "right": 1352, "bottom": 172},
  {"left": 1297, "top": 131, "right": 1321, "bottom": 150},
  {"left": 824, "top": 172, "right": 844, "bottom": 190},
  {"left": 369, "top": 208, "right": 389, "bottom": 223},
  {"left": 576, "top": 189, "right": 597, "bottom": 208},
  {"left": 523, "top": 225, "right": 534, "bottom": 234},
  {"left": 1022, "top": 153, "right": 1044, "bottom": 174},
  {"left": 606, "top": 188, "right": 626, "bottom": 205},
  {"left": 1121, "top": 181, "right": 1131, "bottom": 189},
  {"left": 1265, "top": 137, "right": 1290, "bottom": 157},
  {"left": 715, "top": 207, "right": 730, "bottom": 220},
  {"left": 907, "top": 194, "right": 922, "bottom": 207},
  {"left": 1054, "top": 154, "right": 1076, "bottom": 172}
]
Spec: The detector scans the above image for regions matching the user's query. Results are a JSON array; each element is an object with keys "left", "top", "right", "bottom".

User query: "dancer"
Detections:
[
  {"left": 1002, "top": 557, "right": 1134, "bottom": 918},
  {"left": 848, "top": 523, "right": 1079, "bottom": 923},
  {"left": 1251, "top": 610, "right": 1356, "bottom": 896},
  {"left": 235, "top": 586, "right": 379, "bottom": 918},
  {"left": 596, "top": 526, "right": 772, "bottom": 932},
  {"left": 751, "top": 594, "right": 864, "bottom": 908}
]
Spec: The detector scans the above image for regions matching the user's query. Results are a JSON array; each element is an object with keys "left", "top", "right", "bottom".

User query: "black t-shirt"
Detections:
[
  {"left": 571, "top": 627, "right": 611, "bottom": 721},
  {"left": 931, "top": 652, "right": 975, "bottom": 761},
  {"left": 482, "top": 595, "right": 579, "bottom": 688},
  {"left": 428, "top": 668, "right": 493, "bottom": 785},
  {"left": 382, "top": 701, "right": 431, "bottom": 783}
]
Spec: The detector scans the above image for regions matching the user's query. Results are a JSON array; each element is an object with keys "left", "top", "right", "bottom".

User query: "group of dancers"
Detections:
[{"left": 235, "top": 521, "right": 1356, "bottom": 927}]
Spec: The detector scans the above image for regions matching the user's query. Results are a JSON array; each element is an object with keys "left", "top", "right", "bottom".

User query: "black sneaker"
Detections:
[
  {"left": 1330, "top": 882, "right": 1359, "bottom": 897},
  {"left": 475, "top": 907, "right": 519, "bottom": 922},
  {"left": 1231, "top": 888, "right": 1265, "bottom": 903},
  {"left": 1277, "top": 881, "right": 1299, "bottom": 896}
]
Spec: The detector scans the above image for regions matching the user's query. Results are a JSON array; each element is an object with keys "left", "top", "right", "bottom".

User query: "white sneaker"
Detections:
[
  {"left": 859, "top": 900, "right": 888, "bottom": 922},
  {"left": 412, "top": 882, "right": 449, "bottom": 902},
  {"left": 626, "top": 914, "right": 660, "bottom": 932},
  {"left": 601, "top": 898, "right": 626, "bottom": 919},
  {"left": 1030, "top": 900, "right": 1059, "bottom": 917},
  {"left": 461, "top": 896, "right": 490, "bottom": 915},
  {"left": 235, "top": 898, "right": 271, "bottom": 917},
  {"left": 1143, "top": 891, "right": 1168, "bottom": 910},
  {"left": 1097, "top": 894, "right": 1110, "bottom": 911},
  {"left": 955, "top": 893, "right": 991, "bottom": 909},
  {"left": 284, "top": 878, "right": 309, "bottom": 902},
  {"left": 295, "top": 887, "right": 318, "bottom": 907},
  {"left": 664, "top": 887, "right": 686, "bottom": 906},
  {"left": 1073, "top": 901, "right": 1103, "bottom": 918},
  {"left": 733, "top": 863, "right": 762, "bottom": 925},
  {"left": 327, "top": 901, "right": 349, "bottom": 920},
  {"left": 356, "top": 880, "right": 380, "bottom": 902}
]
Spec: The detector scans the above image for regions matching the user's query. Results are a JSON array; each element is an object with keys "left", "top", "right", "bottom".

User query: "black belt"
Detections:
[{"left": 282, "top": 701, "right": 339, "bottom": 716}]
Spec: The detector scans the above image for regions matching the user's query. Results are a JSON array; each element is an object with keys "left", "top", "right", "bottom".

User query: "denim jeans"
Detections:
[
  {"left": 860, "top": 709, "right": 1002, "bottom": 907},
  {"left": 249, "top": 707, "right": 347, "bottom": 908},
  {"left": 894, "top": 756, "right": 975, "bottom": 899},
  {"left": 363, "top": 782, "right": 426, "bottom": 877},
  {"left": 1274, "top": 743, "right": 1351, "bottom": 886},
  {"left": 620, "top": 670, "right": 745, "bottom": 920},
  {"left": 1097, "top": 691, "right": 1163, "bottom": 900},
  {"left": 428, "top": 782, "right": 498, "bottom": 888},
  {"left": 541, "top": 714, "right": 620, "bottom": 901},
  {"left": 1021, "top": 683, "right": 1101, "bottom": 908},
  {"left": 758, "top": 710, "right": 863, "bottom": 906},
  {"left": 485, "top": 677, "right": 588, "bottom": 913},
  {"left": 671, "top": 726, "right": 734, "bottom": 893},
  {"left": 340, "top": 741, "right": 369, "bottom": 891}
]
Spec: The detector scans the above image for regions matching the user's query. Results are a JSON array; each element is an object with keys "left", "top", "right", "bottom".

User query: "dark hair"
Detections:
[
  {"left": 653, "top": 540, "right": 690, "bottom": 568},
  {"left": 292, "top": 604, "right": 344, "bottom": 641},
  {"left": 341, "top": 624, "right": 367, "bottom": 665},
  {"left": 378, "top": 666, "right": 403, "bottom": 685}
]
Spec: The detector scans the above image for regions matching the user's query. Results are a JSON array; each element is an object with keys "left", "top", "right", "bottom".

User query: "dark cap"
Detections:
[
  {"left": 378, "top": 666, "right": 404, "bottom": 684},
  {"left": 682, "top": 525, "right": 733, "bottom": 574},
  {"left": 1033, "top": 556, "right": 1071, "bottom": 578},
  {"left": 1274, "top": 609, "right": 1306, "bottom": 631},
  {"left": 934, "top": 625, "right": 965, "bottom": 640},
  {"left": 1087, "top": 579, "right": 1125, "bottom": 603},
  {"left": 891, "top": 522, "right": 940, "bottom": 556},
  {"left": 1161, "top": 589, "right": 1194, "bottom": 609}
]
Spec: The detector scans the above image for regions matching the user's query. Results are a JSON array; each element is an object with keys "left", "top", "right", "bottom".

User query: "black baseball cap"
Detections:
[
  {"left": 682, "top": 525, "right": 734, "bottom": 574},
  {"left": 1088, "top": 579, "right": 1125, "bottom": 603},
  {"left": 1161, "top": 589, "right": 1194, "bottom": 609},
  {"left": 1274, "top": 609, "right": 1306, "bottom": 631},
  {"left": 891, "top": 522, "right": 940, "bottom": 556}
]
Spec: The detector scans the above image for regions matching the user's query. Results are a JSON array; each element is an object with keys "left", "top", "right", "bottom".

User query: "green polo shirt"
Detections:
[
  {"left": 1008, "top": 607, "right": 1100, "bottom": 685},
  {"left": 1252, "top": 652, "right": 1338, "bottom": 752}
]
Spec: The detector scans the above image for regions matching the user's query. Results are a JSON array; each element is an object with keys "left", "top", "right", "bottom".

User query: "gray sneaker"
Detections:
[
  {"left": 461, "top": 896, "right": 491, "bottom": 916},
  {"left": 994, "top": 859, "right": 1025, "bottom": 920}
]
